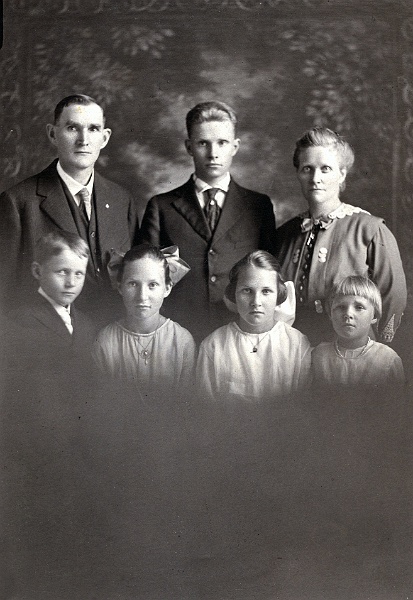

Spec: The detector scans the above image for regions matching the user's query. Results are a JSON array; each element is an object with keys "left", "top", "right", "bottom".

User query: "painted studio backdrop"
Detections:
[{"left": 2, "top": 0, "right": 413, "bottom": 297}]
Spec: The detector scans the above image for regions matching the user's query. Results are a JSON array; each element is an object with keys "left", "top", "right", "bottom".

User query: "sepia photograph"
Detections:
[{"left": 0, "top": 0, "right": 412, "bottom": 598}]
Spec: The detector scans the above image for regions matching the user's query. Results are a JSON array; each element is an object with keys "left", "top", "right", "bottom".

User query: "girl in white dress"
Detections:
[
  {"left": 311, "top": 276, "right": 405, "bottom": 387},
  {"left": 196, "top": 250, "right": 311, "bottom": 401},
  {"left": 93, "top": 244, "right": 196, "bottom": 397}
]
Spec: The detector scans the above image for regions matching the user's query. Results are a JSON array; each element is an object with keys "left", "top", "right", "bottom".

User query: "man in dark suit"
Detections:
[
  {"left": 0, "top": 94, "right": 138, "bottom": 322},
  {"left": 138, "top": 101, "right": 277, "bottom": 342}
]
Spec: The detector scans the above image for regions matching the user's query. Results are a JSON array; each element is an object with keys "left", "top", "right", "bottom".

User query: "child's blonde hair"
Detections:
[
  {"left": 34, "top": 230, "right": 89, "bottom": 264},
  {"left": 327, "top": 276, "right": 382, "bottom": 321}
]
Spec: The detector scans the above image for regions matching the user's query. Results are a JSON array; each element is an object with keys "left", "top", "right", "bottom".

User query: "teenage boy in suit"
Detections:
[
  {"left": 138, "top": 101, "right": 277, "bottom": 342},
  {"left": 0, "top": 94, "right": 139, "bottom": 322}
]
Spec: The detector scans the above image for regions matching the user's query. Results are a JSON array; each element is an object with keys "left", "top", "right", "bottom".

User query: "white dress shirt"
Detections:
[
  {"left": 57, "top": 161, "right": 94, "bottom": 207},
  {"left": 193, "top": 172, "right": 231, "bottom": 210}
]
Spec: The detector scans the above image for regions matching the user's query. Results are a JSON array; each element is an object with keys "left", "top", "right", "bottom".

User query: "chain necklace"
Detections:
[
  {"left": 334, "top": 337, "right": 371, "bottom": 360},
  {"left": 135, "top": 317, "right": 161, "bottom": 365},
  {"left": 242, "top": 329, "right": 272, "bottom": 353}
]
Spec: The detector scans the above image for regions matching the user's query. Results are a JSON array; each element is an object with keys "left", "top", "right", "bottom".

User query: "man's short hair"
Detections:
[
  {"left": 186, "top": 101, "right": 238, "bottom": 137},
  {"left": 54, "top": 94, "right": 104, "bottom": 124},
  {"left": 34, "top": 230, "right": 90, "bottom": 264}
]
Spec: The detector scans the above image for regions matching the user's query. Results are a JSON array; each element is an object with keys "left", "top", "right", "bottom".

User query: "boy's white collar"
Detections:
[{"left": 38, "top": 287, "right": 71, "bottom": 313}]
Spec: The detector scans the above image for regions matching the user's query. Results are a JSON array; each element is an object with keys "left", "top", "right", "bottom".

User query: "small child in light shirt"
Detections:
[{"left": 311, "top": 276, "right": 405, "bottom": 387}]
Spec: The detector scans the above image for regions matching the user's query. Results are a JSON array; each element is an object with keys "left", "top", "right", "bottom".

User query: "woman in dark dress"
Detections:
[{"left": 275, "top": 127, "right": 406, "bottom": 345}]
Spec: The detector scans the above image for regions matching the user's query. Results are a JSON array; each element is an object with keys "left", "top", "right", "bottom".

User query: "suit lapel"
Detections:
[
  {"left": 37, "top": 161, "right": 79, "bottom": 234},
  {"left": 171, "top": 179, "right": 211, "bottom": 242},
  {"left": 212, "top": 180, "right": 245, "bottom": 243},
  {"left": 93, "top": 171, "right": 117, "bottom": 245},
  {"left": 31, "top": 295, "right": 73, "bottom": 343}
]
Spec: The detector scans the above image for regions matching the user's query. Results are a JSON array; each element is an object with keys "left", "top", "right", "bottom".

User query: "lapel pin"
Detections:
[{"left": 105, "top": 204, "right": 110, "bottom": 208}]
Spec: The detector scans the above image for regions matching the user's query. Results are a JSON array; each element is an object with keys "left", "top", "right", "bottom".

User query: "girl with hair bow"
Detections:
[{"left": 93, "top": 244, "right": 196, "bottom": 399}]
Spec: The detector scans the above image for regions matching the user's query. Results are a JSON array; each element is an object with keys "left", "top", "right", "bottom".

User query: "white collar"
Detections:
[
  {"left": 193, "top": 172, "right": 231, "bottom": 194},
  {"left": 57, "top": 161, "right": 94, "bottom": 199}
]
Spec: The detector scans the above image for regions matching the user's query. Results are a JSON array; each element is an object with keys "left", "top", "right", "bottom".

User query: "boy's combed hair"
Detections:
[
  {"left": 118, "top": 244, "right": 172, "bottom": 286},
  {"left": 293, "top": 127, "right": 355, "bottom": 173},
  {"left": 54, "top": 94, "right": 104, "bottom": 124},
  {"left": 225, "top": 250, "right": 287, "bottom": 306},
  {"left": 34, "top": 230, "right": 90, "bottom": 264},
  {"left": 186, "top": 101, "right": 238, "bottom": 137},
  {"left": 327, "top": 275, "right": 382, "bottom": 320}
]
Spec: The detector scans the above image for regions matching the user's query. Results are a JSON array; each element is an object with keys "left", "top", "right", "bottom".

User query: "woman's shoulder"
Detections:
[{"left": 335, "top": 203, "right": 385, "bottom": 227}]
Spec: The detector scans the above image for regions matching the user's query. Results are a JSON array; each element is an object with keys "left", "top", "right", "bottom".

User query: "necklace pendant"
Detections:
[{"left": 252, "top": 347, "right": 258, "bottom": 353}]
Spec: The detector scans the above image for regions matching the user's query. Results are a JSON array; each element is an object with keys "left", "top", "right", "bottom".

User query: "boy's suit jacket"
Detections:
[
  {"left": 138, "top": 177, "right": 276, "bottom": 340},
  {"left": 0, "top": 160, "right": 139, "bottom": 314},
  {"left": 5, "top": 293, "right": 96, "bottom": 373}
]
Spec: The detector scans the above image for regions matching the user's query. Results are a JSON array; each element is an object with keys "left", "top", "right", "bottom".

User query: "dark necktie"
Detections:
[
  {"left": 77, "top": 187, "right": 91, "bottom": 221},
  {"left": 204, "top": 188, "right": 221, "bottom": 232}
]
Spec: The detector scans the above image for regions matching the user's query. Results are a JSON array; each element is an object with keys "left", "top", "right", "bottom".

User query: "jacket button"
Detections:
[
  {"left": 210, "top": 275, "right": 217, "bottom": 283},
  {"left": 90, "top": 231, "right": 95, "bottom": 238}
]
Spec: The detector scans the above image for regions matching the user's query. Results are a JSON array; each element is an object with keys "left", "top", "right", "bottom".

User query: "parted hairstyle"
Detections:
[
  {"left": 293, "top": 126, "right": 355, "bottom": 175},
  {"left": 117, "top": 244, "right": 172, "bottom": 287},
  {"left": 186, "top": 101, "right": 238, "bottom": 137},
  {"left": 54, "top": 94, "right": 104, "bottom": 124},
  {"left": 326, "top": 275, "right": 382, "bottom": 321},
  {"left": 34, "top": 230, "right": 90, "bottom": 264},
  {"left": 225, "top": 250, "right": 288, "bottom": 306}
]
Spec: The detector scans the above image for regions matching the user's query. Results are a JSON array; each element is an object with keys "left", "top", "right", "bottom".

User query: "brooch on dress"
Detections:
[
  {"left": 318, "top": 247, "right": 328, "bottom": 263},
  {"left": 292, "top": 248, "right": 301, "bottom": 264}
]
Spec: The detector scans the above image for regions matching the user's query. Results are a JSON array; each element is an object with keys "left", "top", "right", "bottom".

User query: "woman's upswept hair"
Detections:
[
  {"left": 326, "top": 275, "right": 382, "bottom": 321},
  {"left": 225, "top": 250, "right": 287, "bottom": 306},
  {"left": 293, "top": 127, "right": 355, "bottom": 173},
  {"left": 117, "top": 243, "right": 171, "bottom": 286}
]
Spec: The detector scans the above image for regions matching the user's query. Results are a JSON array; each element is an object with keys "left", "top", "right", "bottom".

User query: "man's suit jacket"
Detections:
[
  {"left": 138, "top": 177, "right": 276, "bottom": 340},
  {"left": 0, "top": 160, "right": 138, "bottom": 316}
]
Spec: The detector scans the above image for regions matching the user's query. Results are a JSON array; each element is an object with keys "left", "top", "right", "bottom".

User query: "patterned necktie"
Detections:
[
  {"left": 204, "top": 188, "right": 221, "bottom": 232},
  {"left": 78, "top": 187, "right": 91, "bottom": 220}
]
